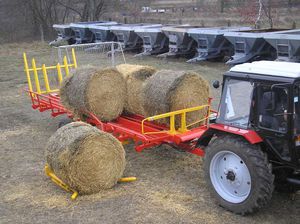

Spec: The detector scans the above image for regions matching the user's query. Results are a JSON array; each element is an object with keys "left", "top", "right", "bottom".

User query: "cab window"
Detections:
[
  {"left": 258, "top": 85, "right": 288, "bottom": 133},
  {"left": 217, "top": 78, "right": 254, "bottom": 129}
]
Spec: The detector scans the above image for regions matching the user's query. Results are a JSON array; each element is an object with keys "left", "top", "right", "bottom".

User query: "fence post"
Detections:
[{"left": 111, "top": 42, "right": 115, "bottom": 67}]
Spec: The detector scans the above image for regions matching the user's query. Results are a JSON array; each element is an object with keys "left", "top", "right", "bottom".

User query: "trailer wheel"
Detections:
[{"left": 204, "top": 135, "right": 274, "bottom": 215}]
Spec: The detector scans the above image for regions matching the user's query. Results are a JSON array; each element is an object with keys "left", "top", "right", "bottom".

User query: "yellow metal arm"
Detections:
[
  {"left": 45, "top": 164, "right": 136, "bottom": 200},
  {"left": 118, "top": 177, "right": 137, "bottom": 183},
  {"left": 142, "top": 104, "right": 211, "bottom": 135},
  {"left": 45, "top": 164, "right": 78, "bottom": 200}
]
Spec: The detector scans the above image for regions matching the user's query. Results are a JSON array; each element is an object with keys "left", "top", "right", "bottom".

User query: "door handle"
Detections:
[{"left": 274, "top": 133, "right": 284, "bottom": 137}]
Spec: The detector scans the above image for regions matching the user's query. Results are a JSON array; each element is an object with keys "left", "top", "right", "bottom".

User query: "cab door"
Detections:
[{"left": 255, "top": 84, "right": 293, "bottom": 162}]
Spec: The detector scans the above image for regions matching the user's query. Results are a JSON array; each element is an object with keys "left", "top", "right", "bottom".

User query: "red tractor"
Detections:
[{"left": 201, "top": 61, "right": 300, "bottom": 214}]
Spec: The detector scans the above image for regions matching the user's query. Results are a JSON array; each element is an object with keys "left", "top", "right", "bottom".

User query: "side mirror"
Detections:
[{"left": 213, "top": 80, "right": 220, "bottom": 89}]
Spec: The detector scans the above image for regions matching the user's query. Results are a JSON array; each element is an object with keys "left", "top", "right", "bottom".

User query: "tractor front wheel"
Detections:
[{"left": 204, "top": 135, "right": 274, "bottom": 215}]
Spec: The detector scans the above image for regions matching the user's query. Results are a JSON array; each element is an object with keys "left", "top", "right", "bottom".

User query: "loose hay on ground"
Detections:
[
  {"left": 116, "top": 64, "right": 156, "bottom": 115},
  {"left": 45, "top": 122, "right": 126, "bottom": 194},
  {"left": 143, "top": 70, "right": 209, "bottom": 127},
  {"left": 60, "top": 66, "right": 126, "bottom": 121}
]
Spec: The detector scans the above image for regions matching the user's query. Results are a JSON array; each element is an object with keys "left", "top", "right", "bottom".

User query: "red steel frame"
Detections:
[{"left": 27, "top": 90, "right": 217, "bottom": 157}]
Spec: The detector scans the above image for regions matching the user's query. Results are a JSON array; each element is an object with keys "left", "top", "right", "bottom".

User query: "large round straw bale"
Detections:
[
  {"left": 116, "top": 64, "right": 156, "bottom": 115},
  {"left": 143, "top": 70, "right": 210, "bottom": 127},
  {"left": 60, "top": 66, "right": 126, "bottom": 121},
  {"left": 45, "top": 122, "right": 126, "bottom": 194}
]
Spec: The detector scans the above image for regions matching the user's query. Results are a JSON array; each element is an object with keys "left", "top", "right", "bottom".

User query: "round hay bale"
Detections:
[
  {"left": 60, "top": 66, "right": 126, "bottom": 121},
  {"left": 45, "top": 122, "right": 126, "bottom": 194},
  {"left": 116, "top": 64, "right": 156, "bottom": 115},
  {"left": 143, "top": 70, "right": 210, "bottom": 127}
]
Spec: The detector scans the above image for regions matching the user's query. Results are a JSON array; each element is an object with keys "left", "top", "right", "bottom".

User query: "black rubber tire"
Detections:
[
  {"left": 204, "top": 135, "right": 274, "bottom": 215},
  {"left": 58, "top": 117, "right": 73, "bottom": 128}
]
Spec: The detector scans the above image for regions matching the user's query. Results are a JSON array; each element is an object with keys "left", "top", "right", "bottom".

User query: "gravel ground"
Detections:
[{"left": 0, "top": 42, "right": 299, "bottom": 224}]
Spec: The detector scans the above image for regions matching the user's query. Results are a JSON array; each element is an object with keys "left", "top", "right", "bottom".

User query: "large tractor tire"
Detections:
[{"left": 204, "top": 135, "right": 274, "bottom": 215}]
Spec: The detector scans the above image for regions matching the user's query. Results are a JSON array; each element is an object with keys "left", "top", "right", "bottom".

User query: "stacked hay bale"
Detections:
[
  {"left": 60, "top": 66, "right": 126, "bottom": 121},
  {"left": 116, "top": 64, "right": 156, "bottom": 115},
  {"left": 143, "top": 70, "right": 209, "bottom": 127},
  {"left": 46, "top": 122, "right": 126, "bottom": 194},
  {"left": 60, "top": 64, "right": 209, "bottom": 129}
]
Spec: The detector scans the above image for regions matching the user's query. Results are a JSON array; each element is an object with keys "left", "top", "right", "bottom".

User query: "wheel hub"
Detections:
[
  {"left": 226, "top": 170, "right": 236, "bottom": 181},
  {"left": 210, "top": 151, "right": 252, "bottom": 203}
]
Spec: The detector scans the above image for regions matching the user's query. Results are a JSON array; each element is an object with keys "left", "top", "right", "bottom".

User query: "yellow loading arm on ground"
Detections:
[
  {"left": 142, "top": 104, "right": 211, "bottom": 135},
  {"left": 45, "top": 164, "right": 79, "bottom": 200},
  {"left": 45, "top": 164, "right": 136, "bottom": 200},
  {"left": 23, "top": 48, "right": 78, "bottom": 94}
]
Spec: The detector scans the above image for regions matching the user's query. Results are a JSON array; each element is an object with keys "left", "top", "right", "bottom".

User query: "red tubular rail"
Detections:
[{"left": 27, "top": 90, "right": 212, "bottom": 156}]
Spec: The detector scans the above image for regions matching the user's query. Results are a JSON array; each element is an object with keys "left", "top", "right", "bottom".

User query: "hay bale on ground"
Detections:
[
  {"left": 143, "top": 70, "right": 210, "bottom": 127},
  {"left": 45, "top": 122, "right": 126, "bottom": 194},
  {"left": 60, "top": 66, "right": 126, "bottom": 121},
  {"left": 116, "top": 64, "right": 156, "bottom": 115}
]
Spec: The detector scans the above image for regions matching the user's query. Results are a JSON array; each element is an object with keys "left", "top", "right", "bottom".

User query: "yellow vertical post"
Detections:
[
  {"left": 169, "top": 115, "right": 176, "bottom": 134},
  {"left": 23, "top": 53, "right": 33, "bottom": 92},
  {"left": 206, "top": 105, "right": 211, "bottom": 127},
  {"left": 32, "top": 58, "right": 41, "bottom": 94},
  {"left": 63, "top": 56, "right": 70, "bottom": 76},
  {"left": 42, "top": 64, "right": 51, "bottom": 93},
  {"left": 71, "top": 48, "right": 77, "bottom": 68},
  {"left": 180, "top": 112, "right": 188, "bottom": 133},
  {"left": 57, "top": 63, "right": 63, "bottom": 84}
]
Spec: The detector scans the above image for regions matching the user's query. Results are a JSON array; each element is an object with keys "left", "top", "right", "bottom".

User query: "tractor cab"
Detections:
[
  {"left": 202, "top": 61, "right": 300, "bottom": 214},
  {"left": 217, "top": 61, "right": 300, "bottom": 168}
]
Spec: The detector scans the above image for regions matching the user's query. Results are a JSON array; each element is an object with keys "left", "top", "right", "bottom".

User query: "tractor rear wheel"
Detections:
[{"left": 204, "top": 135, "right": 274, "bottom": 215}]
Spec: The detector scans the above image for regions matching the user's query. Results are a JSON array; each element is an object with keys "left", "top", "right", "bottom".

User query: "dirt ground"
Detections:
[{"left": 0, "top": 42, "right": 299, "bottom": 224}]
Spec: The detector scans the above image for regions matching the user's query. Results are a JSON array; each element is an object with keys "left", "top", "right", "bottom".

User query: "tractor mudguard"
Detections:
[{"left": 197, "top": 123, "right": 263, "bottom": 147}]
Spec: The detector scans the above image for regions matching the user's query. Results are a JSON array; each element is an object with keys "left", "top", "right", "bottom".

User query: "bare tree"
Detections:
[
  {"left": 255, "top": 0, "right": 274, "bottom": 28},
  {"left": 57, "top": 0, "right": 117, "bottom": 22},
  {"left": 26, "top": 0, "right": 64, "bottom": 39}
]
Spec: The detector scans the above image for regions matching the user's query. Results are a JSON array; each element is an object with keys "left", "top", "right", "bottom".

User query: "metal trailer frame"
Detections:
[
  {"left": 50, "top": 24, "right": 75, "bottom": 46},
  {"left": 224, "top": 29, "right": 290, "bottom": 65},
  {"left": 187, "top": 27, "right": 252, "bottom": 63},
  {"left": 110, "top": 24, "right": 163, "bottom": 52},
  {"left": 88, "top": 23, "right": 121, "bottom": 43},
  {"left": 27, "top": 91, "right": 213, "bottom": 155},
  {"left": 263, "top": 29, "right": 300, "bottom": 62},
  {"left": 134, "top": 25, "right": 170, "bottom": 57},
  {"left": 159, "top": 25, "right": 207, "bottom": 58},
  {"left": 70, "top": 21, "right": 117, "bottom": 44}
]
